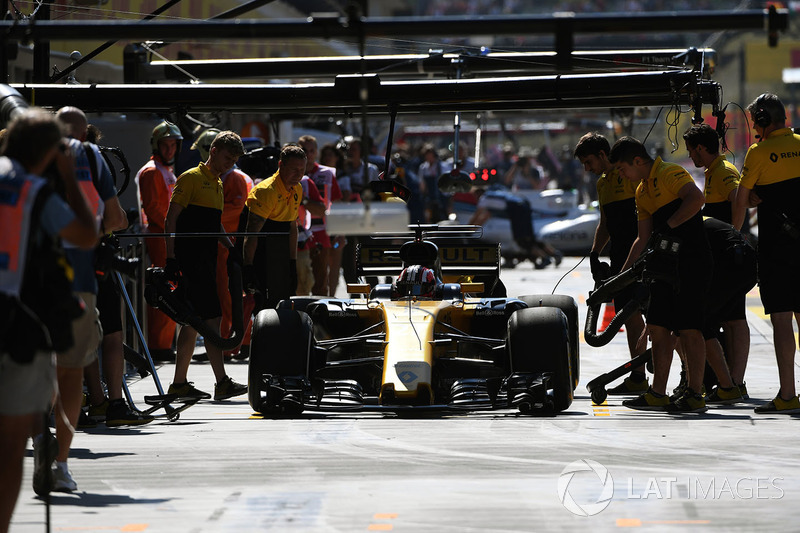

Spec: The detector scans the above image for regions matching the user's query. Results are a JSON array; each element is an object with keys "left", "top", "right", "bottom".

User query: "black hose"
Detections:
[
  {"left": 585, "top": 296, "right": 643, "bottom": 348},
  {"left": 188, "top": 261, "right": 245, "bottom": 351},
  {"left": 584, "top": 257, "right": 649, "bottom": 348}
]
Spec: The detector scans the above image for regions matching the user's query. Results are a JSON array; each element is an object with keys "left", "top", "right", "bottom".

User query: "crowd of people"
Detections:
[{"left": 1, "top": 91, "right": 799, "bottom": 532}]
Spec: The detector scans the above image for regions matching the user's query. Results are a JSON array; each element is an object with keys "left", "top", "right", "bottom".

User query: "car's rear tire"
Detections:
[
  {"left": 507, "top": 307, "right": 573, "bottom": 412},
  {"left": 248, "top": 308, "right": 313, "bottom": 412},
  {"left": 520, "top": 294, "right": 579, "bottom": 390}
]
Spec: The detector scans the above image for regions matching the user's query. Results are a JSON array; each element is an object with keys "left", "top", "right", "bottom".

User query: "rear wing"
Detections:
[{"left": 357, "top": 241, "right": 501, "bottom": 285}]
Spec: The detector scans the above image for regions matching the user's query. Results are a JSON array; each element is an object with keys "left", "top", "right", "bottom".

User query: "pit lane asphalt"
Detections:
[{"left": 11, "top": 257, "right": 800, "bottom": 533}]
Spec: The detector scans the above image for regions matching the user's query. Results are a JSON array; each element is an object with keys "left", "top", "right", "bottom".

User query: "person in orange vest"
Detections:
[
  {"left": 0, "top": 109, "right": 98, "bottom": 531},
  {"left": 136, "top": 121, "right": 182, "bottom": 362},
  {"left": 190, "top": 128, "right": 255, "bottom": 361},
  {"left": 296, "top": 175, "right": 327, "bottom": 295},
  {"left": 298, "top": 135, "right": 342, "bottom": 296}
]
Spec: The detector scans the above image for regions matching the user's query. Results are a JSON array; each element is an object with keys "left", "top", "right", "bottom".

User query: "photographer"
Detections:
[
  {"left": 1, "top": 109, "right": 97, "bottom": 532},
  {"left": 733, "top": 93, "right": 800, "bottom": 414},
  {"left": 40, "top": 107, "right": 129, "bottom": 495},
  {"left": 503, "top": 148, "right": 544, "bottom": 191}
]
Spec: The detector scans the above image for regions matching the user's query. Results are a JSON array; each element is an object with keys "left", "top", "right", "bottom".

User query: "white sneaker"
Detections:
[
  {"left": 32, "top": 431, "right": 58, "bottom": 496},
  {"left": 52, "top": 462, "right": 77, "bottom": 492}
]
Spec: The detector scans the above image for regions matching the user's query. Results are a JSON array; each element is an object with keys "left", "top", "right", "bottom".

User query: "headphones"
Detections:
[{"left": 753, "top": 93, "right": 772, "bottom": 128}]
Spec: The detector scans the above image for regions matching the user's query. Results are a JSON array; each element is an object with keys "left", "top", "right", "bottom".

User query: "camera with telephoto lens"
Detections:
[{"left": 95, "top": 234, "right": 140, "bottom": 280}]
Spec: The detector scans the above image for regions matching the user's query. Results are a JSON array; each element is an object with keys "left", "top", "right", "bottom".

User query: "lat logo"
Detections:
[{"left": 558, "top": 459, "right": 614, "bottom": 516}]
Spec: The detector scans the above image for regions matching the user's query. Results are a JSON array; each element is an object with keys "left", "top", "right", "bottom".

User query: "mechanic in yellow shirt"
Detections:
[
  {"left": 574, "top": 132, "right": 647, "bottom": 395},
  {"left": 164, "top": 131, "right": 247, "bottom": 402},
  {"left": 610, "top": 136, "right": 712, "bottom": 414},
  {"left": 243, "top": 143, "right": 306, "bottom": 309},
  {"left": 683, "top": 123, "right": 741, "bottom": 224},
  {"left": 733, "top": 93, "right": 800, "bottom": 414},
  {"left": 682, "top": 123, "right": 750, "bottom": 401}
]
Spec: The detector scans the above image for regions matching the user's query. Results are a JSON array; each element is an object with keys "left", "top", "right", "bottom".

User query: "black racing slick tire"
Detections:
[
  {"left": 507, "top": 307, "right": 573, "bottom": 412},
  {"left": 248, "top": 308, "right": 313, "bottom": 412},
  {"left": 520, "top": 294, "right": 580, "bottom": 391}
]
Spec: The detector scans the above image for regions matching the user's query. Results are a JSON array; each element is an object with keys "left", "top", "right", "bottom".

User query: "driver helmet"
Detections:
[
  {"left": 150, "top": 120, "right": 183, "bottom": 155},
  {"left": 396, "top": 264, "right": 437, "bottom": 297},
  {"left": 190, "top": 128, "right": 221, "bottom": 162}
]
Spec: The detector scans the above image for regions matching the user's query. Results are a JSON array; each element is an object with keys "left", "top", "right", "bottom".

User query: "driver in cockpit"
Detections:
[{"left": 394, "top": 265, "right": 439, "bottom": 299}]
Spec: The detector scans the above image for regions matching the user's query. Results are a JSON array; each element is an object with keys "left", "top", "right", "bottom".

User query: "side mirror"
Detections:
[{"left": 438, "top": 169, "right": 472, "bottom": 194}]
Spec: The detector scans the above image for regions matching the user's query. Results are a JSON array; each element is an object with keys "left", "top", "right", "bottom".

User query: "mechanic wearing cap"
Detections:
[
  {"left": 135, "top": 121, "right": 182, "bottom": 362},
  {"left": 732, "top": 93, "right": 800, "bottom": 414},
  {"left": 243, "top": 143, "right": 306, "bottom": 309},
  {"left": 683, "top": 123, "right": 750, "bottom": 399},
  {"left": 163, "top": 131, "right": 248, "bottom": 401},
  {"left": 575, "top": 132, "right": 647, "bottom": 395},
  {"left": 191, "top": 128, "right": 255, "bottom": 361},
  {"left": 611, "top": 136, "right": 712, "bottom": 413},
  {"left": 298, "top": 134, "right": 342, "bottom": 297}
]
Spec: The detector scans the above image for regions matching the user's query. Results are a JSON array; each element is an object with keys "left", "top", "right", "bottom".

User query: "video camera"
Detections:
[
  {"left": 237, "top": 145, "right": 280, "bottom": 182},
  {"left": 94, "top": 234, "right": 141, "bottom": 281}
]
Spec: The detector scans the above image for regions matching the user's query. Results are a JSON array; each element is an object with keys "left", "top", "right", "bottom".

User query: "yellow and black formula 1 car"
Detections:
[{"left": 248, "top": 225, "right": 579, "bottom": 417}]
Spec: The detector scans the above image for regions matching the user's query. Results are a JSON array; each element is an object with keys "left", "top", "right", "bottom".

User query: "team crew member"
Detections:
[
  {"left": 574, "top": 132, "right": 647, "bottom": 394},
  {"left": 136, "top": 121, "right": 182, "bottom": 362},
  {"left": 296, "top": 176, "right": 327, "bottom": 295},
  {"left": 164, "top": 131, "right": 248, "bottom": 401},
  {"left": 701, "top": 218, "right": 756, "bottom": 405},
  {"left": 733, "top": 93, "right": 800, "bottom": 414},
  {"left": 684, "top": 123, "right": 741, "bottom": 224},
  {"left": 243, "top": 144, "right": 306, "bottom": 309},
  {"left": 683, "top": 123, "right": 751, "bottom": 396},
  {"left": 0, "top": 109, "right": 98, "bottom": 532},
  {"left": 298, "top": 135, "right": 342, "bottom": 297},
  {"left": 611, "top": 136, "right": 713, "bottom": 413},
  {"left": 191, "top": 128, "right": 255, "bottom": 360}
]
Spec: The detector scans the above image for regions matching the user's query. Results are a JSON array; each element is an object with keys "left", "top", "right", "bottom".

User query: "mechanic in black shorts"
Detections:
[
  {"left": 700, "top": 217, "right": 756, "bottom": 405},
  {"left": 164, "top": 131, "right": 248, "bottom": 401},
  {"left": 575, "top": 132, "right": 647, "bottom": 394},
  {"left": 732, "top": 92, "right": 800, "bottom": 414},
  {"left": 610, "top": 136, "right": 713, "bottom": 413}
]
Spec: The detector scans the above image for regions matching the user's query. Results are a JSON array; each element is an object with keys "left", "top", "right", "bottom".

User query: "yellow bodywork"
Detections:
[{"left": 379, "top": 299, "right": 449, "bottom": 404}]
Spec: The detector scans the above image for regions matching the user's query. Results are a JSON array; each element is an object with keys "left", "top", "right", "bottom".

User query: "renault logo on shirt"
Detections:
[{"left": 770, "top": 153, "right": 779, "bottom": 162}]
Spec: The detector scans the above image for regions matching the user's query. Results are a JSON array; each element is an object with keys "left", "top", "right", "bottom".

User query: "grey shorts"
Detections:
[
  {"left": 56, "top": 292, "right": 102, "bottom": 369},
  {"left": 0, "top": 351, "right": 56, "bottom": 415}
]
